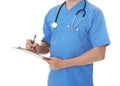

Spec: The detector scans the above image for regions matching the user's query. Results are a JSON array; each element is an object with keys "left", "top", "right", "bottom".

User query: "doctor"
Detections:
[{"left": 26, "top": 0, "right": 110, "bottom": 86}]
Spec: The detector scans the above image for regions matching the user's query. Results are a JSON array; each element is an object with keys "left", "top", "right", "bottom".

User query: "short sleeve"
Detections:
[
  {"left": 41, "top": 15, "right": 51, "bottom": 45},
  {"left": 88, "top": 9, "right": 110, "bottom": 47}
]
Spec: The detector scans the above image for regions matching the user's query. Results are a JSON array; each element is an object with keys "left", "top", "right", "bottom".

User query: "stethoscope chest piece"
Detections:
[{"left": 52, "top": 22, "right": 58, "bottom": 28}]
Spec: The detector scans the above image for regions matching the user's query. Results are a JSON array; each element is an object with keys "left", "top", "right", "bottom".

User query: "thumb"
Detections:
[{"left": 42, "top": 57, "right": 51, "bottom": 61}]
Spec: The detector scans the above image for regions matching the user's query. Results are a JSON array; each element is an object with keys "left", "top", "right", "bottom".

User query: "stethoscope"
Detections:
[{"left": 51, "top": 0, "right": 86, "bottom": 31}]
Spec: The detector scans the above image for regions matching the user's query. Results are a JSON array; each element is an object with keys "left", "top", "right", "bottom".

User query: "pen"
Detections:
[{"left": 32, "top": 34, "right": 37, "bottom": 44}]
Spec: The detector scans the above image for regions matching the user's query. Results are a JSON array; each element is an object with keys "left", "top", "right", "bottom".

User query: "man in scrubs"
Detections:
[{"left": 26, "top": 0, "right": 110, "bottom": 86}]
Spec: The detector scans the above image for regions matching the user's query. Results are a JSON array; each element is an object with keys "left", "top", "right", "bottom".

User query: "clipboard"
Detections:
[{"left": 12, "top": 46, "right": 49, "bottom": 59}]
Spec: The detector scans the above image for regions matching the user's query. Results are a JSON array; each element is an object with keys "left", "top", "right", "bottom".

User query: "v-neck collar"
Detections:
[{"left": 64, "top": 0, "right": 84, "bottom": 12}]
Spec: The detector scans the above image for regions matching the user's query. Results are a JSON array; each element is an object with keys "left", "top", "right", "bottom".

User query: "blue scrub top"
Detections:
[{"left": 42, "top": 0, "right": 110, "bottom": 86}]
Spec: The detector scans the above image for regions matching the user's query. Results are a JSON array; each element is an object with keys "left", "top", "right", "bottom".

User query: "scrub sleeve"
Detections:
[{"left": 88, "top": 9, "right": 110, "bottom": 47}]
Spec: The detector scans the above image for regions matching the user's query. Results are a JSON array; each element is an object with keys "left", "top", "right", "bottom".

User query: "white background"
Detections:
[{"left": 0, "top": 0, "right": 120, "bottom": 86}]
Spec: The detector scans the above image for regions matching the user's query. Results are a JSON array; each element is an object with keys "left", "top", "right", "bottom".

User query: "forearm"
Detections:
[
  {"left": 63, "top": 46, "right": 106, "bottom": 68},
  {"left": 37, "top": 42, "right": 50, "bottom": 54}
]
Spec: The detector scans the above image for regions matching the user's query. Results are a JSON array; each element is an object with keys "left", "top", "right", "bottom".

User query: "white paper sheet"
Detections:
[{"left": 12, "top": 46, "right": 49, "bottom": 59}]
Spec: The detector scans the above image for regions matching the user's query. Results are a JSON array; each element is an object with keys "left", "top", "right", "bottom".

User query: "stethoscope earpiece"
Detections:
[{"left": 52, "top": 22, "right": 58, "bottom": 28}]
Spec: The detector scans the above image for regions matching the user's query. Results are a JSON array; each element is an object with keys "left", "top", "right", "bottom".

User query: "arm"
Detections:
[
  {"left": 35, "top": 41, "right": 50, "bottom": 54},
  {"left": 43, "top": 45, "right": 106, "bottom": 70},
  {"left": 63, "top": 45, "right": 106, "bottom": 68}
]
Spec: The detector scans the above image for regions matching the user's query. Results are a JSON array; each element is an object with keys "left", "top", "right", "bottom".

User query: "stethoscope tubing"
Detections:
[
  {"left": 55, "top": 1, "right": 66, "bottom": 23},
  {"left": 52, "top": 0, "right": 86, "bottom": 29}
]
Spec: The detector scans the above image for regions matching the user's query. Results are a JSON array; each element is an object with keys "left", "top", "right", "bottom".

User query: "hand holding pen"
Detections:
[{"left": 26, "top": 34, "right": 40, "bottom": 53}]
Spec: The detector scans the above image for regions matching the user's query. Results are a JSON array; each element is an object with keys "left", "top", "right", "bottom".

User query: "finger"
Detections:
[
  {"left": 26, "top": 43, "right": 32, "bottom": 50},
  {"left": 43, "top": 58, "right": 50, "bottom": 61},
  {"left": 31, "top": 46, "right": 36, "bottom": 52},
  {"left": 43, "top": 57, "right": 51, "bottom": 60},
  {"left": 32, "top": 43, "right": 39, "bottom": 47},
  {"left": 43, "top": 58, "right": 52, "bottom": 64},
  {"left": 26, "top": 40, "right": 33, "bottom": 47},
  {"left": 26, "top": 39, "right": 33, "bottom": 44},
  {"left": 32, "top": 43, "right": 40, "bottom": 53},
  {"left": 26, "top": 43, "right": 36, "bottom": 52}
]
